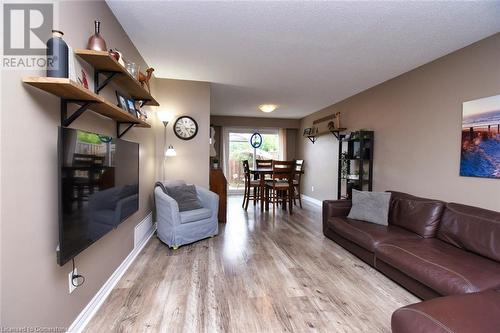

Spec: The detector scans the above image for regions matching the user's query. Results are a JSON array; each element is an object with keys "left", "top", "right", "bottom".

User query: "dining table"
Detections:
[{"left": 249, "top": 167, "right": 303, "bottom": 212}]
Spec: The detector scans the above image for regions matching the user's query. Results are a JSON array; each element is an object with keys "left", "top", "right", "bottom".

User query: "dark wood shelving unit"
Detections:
[{"left": 337, "top": 130, "right": 374, "bottom": 199}]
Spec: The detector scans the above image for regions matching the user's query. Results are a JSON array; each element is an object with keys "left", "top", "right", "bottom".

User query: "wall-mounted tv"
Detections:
[{"left": 57, "top": 127, "right": 139, "bottom": 266}]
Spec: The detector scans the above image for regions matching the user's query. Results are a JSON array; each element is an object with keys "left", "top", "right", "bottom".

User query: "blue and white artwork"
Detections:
[{"left": 460, "top": 95, "right": 500, "bottom": 179}]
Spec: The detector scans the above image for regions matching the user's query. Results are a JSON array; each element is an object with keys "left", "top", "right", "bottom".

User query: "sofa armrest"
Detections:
[
  {"left": 323, "top": 199, "right": 352, "bottom": 230},
  {"left": 391, "top": 290, "right": 500, "bottom": 333},
  {"left": 155, "top": 187, "right": 181, "bottom": 227},
  {"left": 323, "top": 200, "right": 352, "bottom": 218},
  {"left": 196, "top": 186, "right": 219, "bottom": 219}
]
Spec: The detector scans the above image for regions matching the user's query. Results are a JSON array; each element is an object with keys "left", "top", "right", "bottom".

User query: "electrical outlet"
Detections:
[
  {"left": 311, "top": 186, "right": 315, "bottom": 192},
  {"left": 68, "top": 269, "right": 77, "bottom": 294}
]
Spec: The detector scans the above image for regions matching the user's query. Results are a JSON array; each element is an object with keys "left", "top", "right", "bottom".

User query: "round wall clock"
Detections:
[{"left": 173, "top": 116, "right": 198, "bottom": 140}]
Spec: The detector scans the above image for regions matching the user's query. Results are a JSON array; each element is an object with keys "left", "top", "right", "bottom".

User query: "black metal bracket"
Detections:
[
  {"left": 307, "top": 135, "right": 317, "bottom": 144},
  {"left": 61, "top": 99, "right": 97, "bottom": 127},
  {"left": 94, "top": 70, "right": 120, "bottom": 94},
  {"left": 117, "top": 122, "right": 136, "bottom": 138},
  {"left": 330, "top": 128, "right": 347, "bottom": 140},
  {"left": 331, "top": 131, "right": 342, "bottom": 140}
]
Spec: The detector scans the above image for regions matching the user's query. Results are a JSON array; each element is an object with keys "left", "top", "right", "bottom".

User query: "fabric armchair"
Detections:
[{"left": 155, "top": 181, "right": 219, "bottom": 249}]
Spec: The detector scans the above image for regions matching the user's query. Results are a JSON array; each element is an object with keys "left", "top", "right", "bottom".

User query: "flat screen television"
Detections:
[{"left": 57, "top": 127, "right": 139, "bottom": 266}]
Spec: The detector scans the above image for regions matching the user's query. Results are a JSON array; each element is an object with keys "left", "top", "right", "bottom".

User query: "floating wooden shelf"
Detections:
[
  {"left": 22, "top": 77, "right": 150, "bottom": 128},
  {"left": 74, "top": 49, "right": 159, "bottom": 106}
]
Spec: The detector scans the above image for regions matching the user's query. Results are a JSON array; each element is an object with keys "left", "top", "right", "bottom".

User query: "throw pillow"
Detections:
[
  {"left": 167, "top": 185, "right": 203, "bottom": 212},
  {"left": 347, "top": 189, "right": 391, "bottom": 225}
]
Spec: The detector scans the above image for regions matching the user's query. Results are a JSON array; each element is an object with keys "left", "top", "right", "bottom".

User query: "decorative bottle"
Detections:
[
  {"left": 87, "top": 20, "right": 107, "bottom": 51},
  {"left": 46, "top": 30, "right": 68, "bottom": 78}
]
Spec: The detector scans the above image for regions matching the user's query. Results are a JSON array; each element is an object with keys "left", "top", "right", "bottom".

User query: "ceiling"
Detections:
[{"left": 107, "top": 1, "right": 500, "bottom": 119}]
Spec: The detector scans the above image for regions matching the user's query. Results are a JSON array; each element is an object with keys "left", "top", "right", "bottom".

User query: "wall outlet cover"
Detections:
[{"left": 311, "top": 186, "right": 315, "bottom": 192}]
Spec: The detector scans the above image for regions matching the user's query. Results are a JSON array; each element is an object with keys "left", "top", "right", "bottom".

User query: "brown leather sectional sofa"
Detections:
[{"left": 322, "top": 191, "right": 500, "bottom": 333}]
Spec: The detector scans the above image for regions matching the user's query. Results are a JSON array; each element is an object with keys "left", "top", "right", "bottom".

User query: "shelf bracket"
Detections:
[
  {"left": 307, "top": 136, "right": 317, "bottom": 144},
  {"left": 94, "top": 70, "right": 119, "bottom": 94},
  {"left": 116, "top": 122, "right": 136, "bottom": 138},
  {"left": 61, "top": 99, "right": 97, "bottom": 127},
  {"left": 331, "top": 131, "right": 342, "bottom": 140}
]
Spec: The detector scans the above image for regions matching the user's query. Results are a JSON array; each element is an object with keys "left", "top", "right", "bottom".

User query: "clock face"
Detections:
[{"left": 174, "top": 116, "right": 198, "bottom": 140}]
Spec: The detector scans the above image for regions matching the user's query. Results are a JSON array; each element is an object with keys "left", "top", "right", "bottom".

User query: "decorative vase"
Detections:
[
  {"left": 46, "top": 30, "right": 68, "bottom": 78},
  {"left": 87, "top": 20, "right": 107, "bottom": 51}
]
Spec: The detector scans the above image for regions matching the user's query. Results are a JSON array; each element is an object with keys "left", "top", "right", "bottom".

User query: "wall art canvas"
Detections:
[{"left": 460, "top": 95, "right": 500, "bottom": 178}]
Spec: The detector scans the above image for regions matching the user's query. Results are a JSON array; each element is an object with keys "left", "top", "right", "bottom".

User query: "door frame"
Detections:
[{"left": 222, "top": 127, "right": 280, "bottom": 194}]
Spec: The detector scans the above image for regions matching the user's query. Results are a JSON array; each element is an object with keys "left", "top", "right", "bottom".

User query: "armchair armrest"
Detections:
[
  {"left": 155, "top": 187, "right": 181, "bottom": 227},
  {"left": 196, "top": 186, "right": 219, "bottom": 219}
]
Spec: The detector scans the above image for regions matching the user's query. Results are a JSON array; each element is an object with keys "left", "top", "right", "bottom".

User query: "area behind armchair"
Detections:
[{"left": 155, "top": 181, "right": 219, "bottom": 249}]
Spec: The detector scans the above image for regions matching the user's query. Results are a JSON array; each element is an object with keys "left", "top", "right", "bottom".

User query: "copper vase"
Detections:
[{"left": 87, "top": 20, "right": 107, "bottom": 51}]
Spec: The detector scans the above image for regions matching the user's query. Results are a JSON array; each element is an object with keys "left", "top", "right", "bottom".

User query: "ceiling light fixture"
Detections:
[{"left": 259, "top": 104, "right": 278, "bottom": 113}]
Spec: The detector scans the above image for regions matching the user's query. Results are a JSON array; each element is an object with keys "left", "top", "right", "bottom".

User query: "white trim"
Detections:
[
  {"left": 67, "top": 212, "right": 156, "bottom": 333},
  {"left": 301, "top": 194, "right": 322, "bottom": 207}
]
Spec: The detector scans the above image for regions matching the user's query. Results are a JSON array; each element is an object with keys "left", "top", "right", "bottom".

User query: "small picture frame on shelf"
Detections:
[
  {"left": 115, "top": 91, "right": 128, "bottom": 112},
  {"left": 126, "top": 98, "right": 139, "bottom": 118}
]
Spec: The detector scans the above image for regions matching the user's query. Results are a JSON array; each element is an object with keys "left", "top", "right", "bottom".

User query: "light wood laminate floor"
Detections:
[{"left": 85, "top": 196, "right": 419, "bottom": 333}]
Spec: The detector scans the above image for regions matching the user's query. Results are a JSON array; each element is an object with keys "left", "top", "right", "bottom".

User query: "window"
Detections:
[{"left": 223, "top": 128, "right": 281, "bottom": 192}]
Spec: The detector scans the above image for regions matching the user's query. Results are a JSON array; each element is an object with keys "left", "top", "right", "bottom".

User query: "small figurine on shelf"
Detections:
[
  {"left": 138, "top": 68, "right": 154, "bottom": 93},
  {"left": 87, "top": 20, "right": 107, "bottom": 51},
  {"left": 108, "top": 49, "right": 120, "bottom": 62}
]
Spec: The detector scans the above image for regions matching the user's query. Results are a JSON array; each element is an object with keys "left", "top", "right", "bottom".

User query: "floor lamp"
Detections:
[{"left": 157, "top": 111, "right": 176, "bottom": 180}]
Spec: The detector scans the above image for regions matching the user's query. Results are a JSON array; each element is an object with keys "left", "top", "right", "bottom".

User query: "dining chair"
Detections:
[
  {"left": 256, "top": 159, "right": 273, "bottom": 180},
  {"left": 265, "top": 160, "right": 295, "bottom": 214},
  {"left": 242, "top": 160, "right": 260, "bottom": 210},
  {"left": 293, "top": 159, "right": 304, "bottom": 208}
]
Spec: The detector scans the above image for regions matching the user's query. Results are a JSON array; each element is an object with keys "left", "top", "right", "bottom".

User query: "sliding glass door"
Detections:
[{"left": 224, "top": 128, "right": 281, "bottom": 192}]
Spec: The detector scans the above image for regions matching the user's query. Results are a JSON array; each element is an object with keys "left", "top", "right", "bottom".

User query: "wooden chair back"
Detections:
[
  {"left": 271, "top": 160, "right": 295, "bottom": 183},
  {"left": 256, "top": 159, "right": 273, "bottom": 168},
  {"left": 294, "top": 159, "right": 304, "bottom": 182},
  {"left": 242, "top": 160, "right": 251, "bottom": 182}
]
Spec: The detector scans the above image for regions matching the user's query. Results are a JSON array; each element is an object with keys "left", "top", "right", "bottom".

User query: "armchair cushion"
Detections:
[
  {"left": 166, "top": 185, "right": 203, "bottom": 212},
  {"left": 180, "top": 208, "right": 212, "bottom": 224}
]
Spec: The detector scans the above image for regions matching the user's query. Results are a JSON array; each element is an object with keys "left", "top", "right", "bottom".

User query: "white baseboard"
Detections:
[
  {"left": 301, "top": 194, "right": 323, "bottom": 207},
  {"left": 67, "top": 212, "right": 156, "bottom": 333}
]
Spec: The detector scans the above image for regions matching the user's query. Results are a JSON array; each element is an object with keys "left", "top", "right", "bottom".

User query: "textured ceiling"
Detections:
[{"left": 107, "top": 1, "right": 500, "bottom": 119}]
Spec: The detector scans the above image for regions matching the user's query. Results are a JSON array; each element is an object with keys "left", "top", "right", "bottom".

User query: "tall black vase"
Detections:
[{"left": 47, "top": 30, "right": 68, "bottom": 78}]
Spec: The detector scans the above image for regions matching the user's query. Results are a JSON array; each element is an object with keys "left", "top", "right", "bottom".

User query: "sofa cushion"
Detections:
[
  {"left": 326, "top": 217, "right": 421, "bottom": 252},
  {"left": 347, "top": 190, "right": 392, "bottom": 225},
  {"left": 437, "top": 203, "right": 500, "bottom": 262},
  {"left": 388, "top": 191, "right": 445, "bottom": 238},
  {"left": 180, "top": 208, "right": 212, "bottom": 224},
  {"left": 391, "top": 290, "right": 500, "bottom": 333},
  {"left": 375, "top": 238, "right": 500, "bottom": 295}
]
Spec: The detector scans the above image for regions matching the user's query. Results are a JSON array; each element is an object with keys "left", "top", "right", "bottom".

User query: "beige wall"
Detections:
[
  {"left": 0, "top": 1, "right": 157, "bottom": 328},
  {"left": 297, "top": 33, "right": 500, "bottom": 211},
  {"left": 152, "top": 79, "right": 211, "bottom": 188}
]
